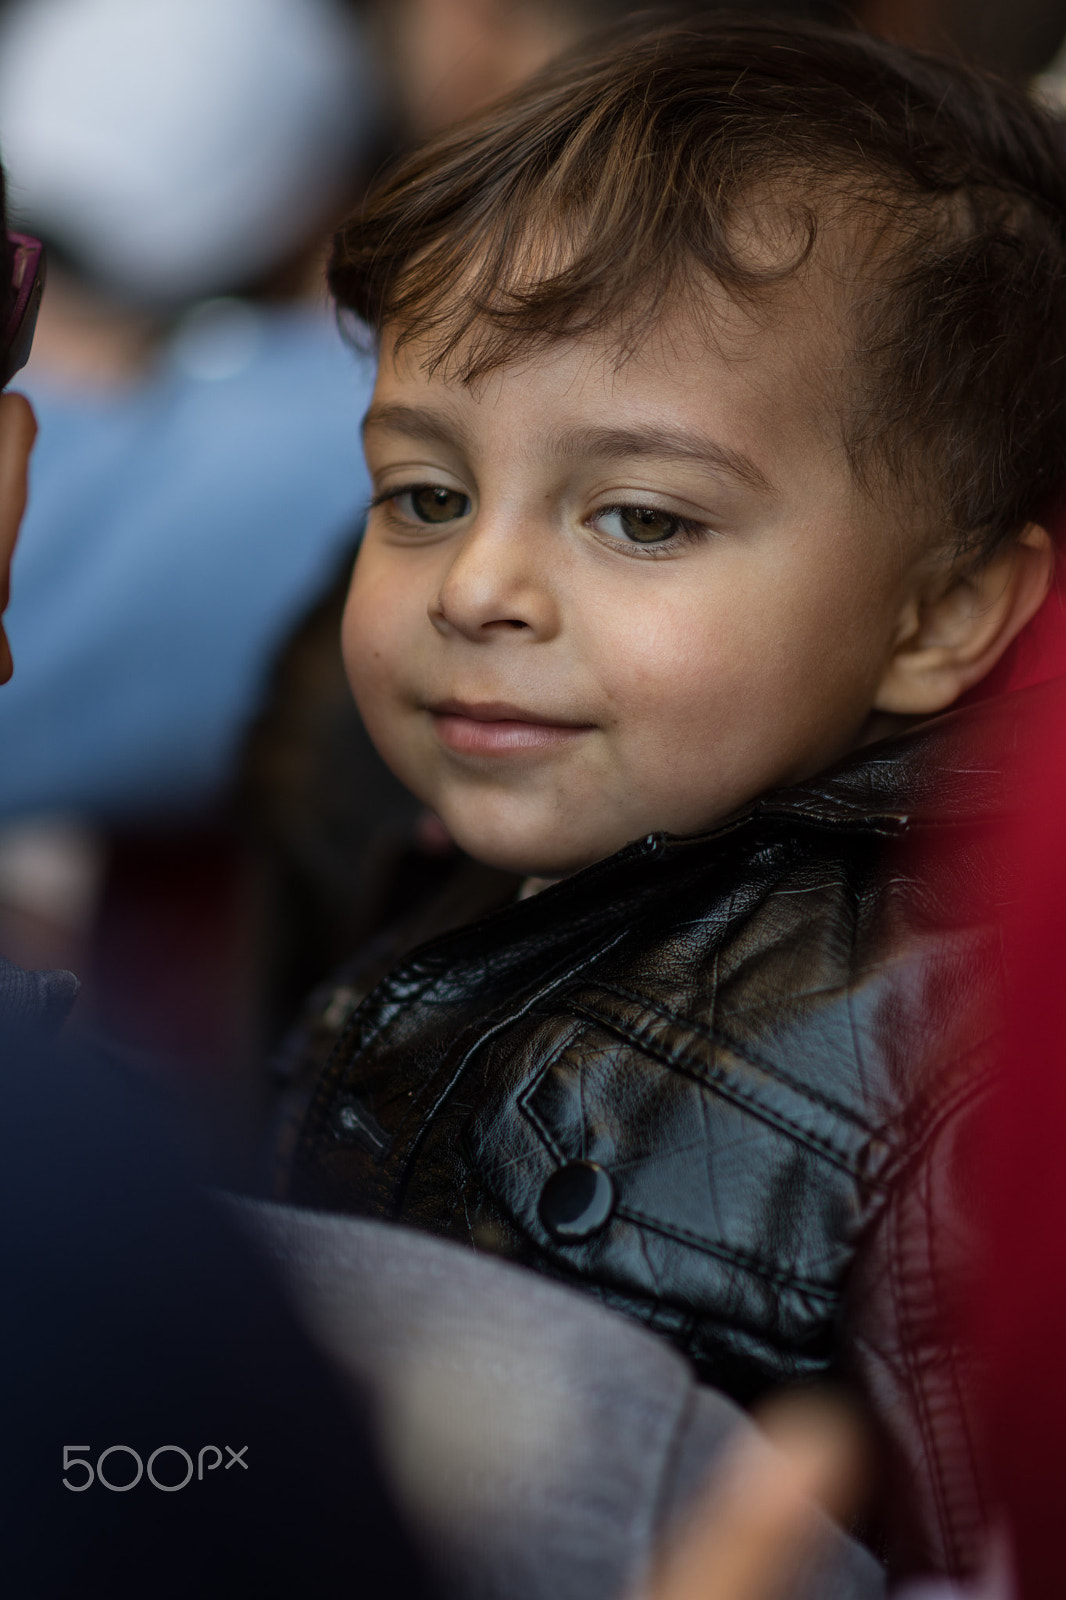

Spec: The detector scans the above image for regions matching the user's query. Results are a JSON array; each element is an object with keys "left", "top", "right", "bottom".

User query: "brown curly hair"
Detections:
[{"left": 330, "top": 11, "right": 1066, "bottom": 558}]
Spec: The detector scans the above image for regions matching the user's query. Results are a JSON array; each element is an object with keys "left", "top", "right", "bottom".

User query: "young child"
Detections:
[{"left": 276, "top": 13, "right": 1066, "bottom": 1576}]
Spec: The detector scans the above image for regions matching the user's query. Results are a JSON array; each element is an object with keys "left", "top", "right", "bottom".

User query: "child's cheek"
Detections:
[
  {"left": 340, "top": 550, "right": 435, "bottom": 798},
  {"left": 340, "top": 555, "right": 398, "bottom": 710}
]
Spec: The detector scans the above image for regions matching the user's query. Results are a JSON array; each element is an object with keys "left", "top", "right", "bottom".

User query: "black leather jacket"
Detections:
[{"left": 278, "top": 692, "right": 1020, "bottom": 1577}]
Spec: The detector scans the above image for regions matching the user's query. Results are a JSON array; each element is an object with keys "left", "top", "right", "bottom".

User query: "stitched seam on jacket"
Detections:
[
  {"left": 391, "top": 931, "right": 633, "bottom": 1206},
  {"left": 515, "top": 1041, "right": 580, "bottom": 1168},
  {"left": 875, "top": 1058, "right": 997, "bottom": 1192},
  {"left": 582, "top": 980, "right": 884, "bottom": 1135},
  {"left": 465, "top": 1026, "right": 585, "bottom": 1188},
  {"left": 921, "top": 1145, "right": 972, "bottom": 1572},
  {"left": 514, "top": 1045, "right": 843, "bottom": 1297},
  {"left": 294, "top": 957, "right": 454, "bottom": 1166},
  {"left": 294, "top": 1004, "right": 389, "bottom": 1170},
  {"left": 614, "top": 1204, "right": 838, "bottom": 1299},
  {"left": 886, "top": 1140, "right": 958, "bottom": 1571},
  {"left": 512, "top": 1062, "right": 840, "bottom": 1297},
  {"left": 934, "top": 1248, "right": 989, "bottom": 1565},
  {"left": 894, "top": 1068, "right": 994, "bottom": 1570},
  {"left": 307, "top": 882, "right": 617, "bottom": 1113},
  {"left": 564, "top": 999, "right": 884, "bottom": 1183},
  {"left": 845, "top": 1061, "right": 994, "bottom": 1571},
  {"left": 927, "top": 1090, "right": 990, "bottom": 1561},
  {"left": 298, "top": 923, "right": 621, "bottom": 1171}
]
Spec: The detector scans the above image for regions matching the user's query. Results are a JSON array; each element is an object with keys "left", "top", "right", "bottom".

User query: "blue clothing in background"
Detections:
[{"left": 0, "top": 302, "right": 374, "bottom": 820}]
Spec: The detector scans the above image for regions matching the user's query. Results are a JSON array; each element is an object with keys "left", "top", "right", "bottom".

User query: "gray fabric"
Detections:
[
  {"left": 0, "top": 952, "right": 78, "bottom": 1030},
  {"left": 231, "top": 1198, "right": 886, "bottom": 1600}
]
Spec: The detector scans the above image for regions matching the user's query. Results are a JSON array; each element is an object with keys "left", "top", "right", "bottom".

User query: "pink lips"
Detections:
[{"left": 429, "top": 700, "right": 593, "bottom": 757}]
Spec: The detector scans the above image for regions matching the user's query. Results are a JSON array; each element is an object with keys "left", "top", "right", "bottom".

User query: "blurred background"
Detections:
[{"left": 1, "top": 0, "right": 1066, "bottom": 1145}]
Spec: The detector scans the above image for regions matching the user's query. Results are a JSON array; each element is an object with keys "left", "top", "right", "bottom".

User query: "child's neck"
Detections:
[{"left": 519, "top": 876, "right": 559, "bottom": 900}]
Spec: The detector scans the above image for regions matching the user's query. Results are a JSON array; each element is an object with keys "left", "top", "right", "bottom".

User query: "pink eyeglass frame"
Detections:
[{"left": 1, "top": 233, "right": 45, "bottom": 389}]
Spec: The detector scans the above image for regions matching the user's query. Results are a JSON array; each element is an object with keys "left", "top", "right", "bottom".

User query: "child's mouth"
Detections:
[{"left": 429, "top": 700, "right": 594, "bottom": 757}]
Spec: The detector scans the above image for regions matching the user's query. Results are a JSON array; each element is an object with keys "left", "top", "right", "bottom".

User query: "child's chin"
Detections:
[{"left": 452, "top": 826, "right": 605, "bottom": 882}]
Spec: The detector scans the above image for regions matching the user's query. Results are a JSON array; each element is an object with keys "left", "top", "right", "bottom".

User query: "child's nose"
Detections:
[{"left": 428, "top": 519, "right": 559, "bottom": 642}]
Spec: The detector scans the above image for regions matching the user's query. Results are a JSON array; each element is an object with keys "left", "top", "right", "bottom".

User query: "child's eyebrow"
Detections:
[
  {"left": 362, "top": 404, "right": 773, "bottom": 498},
  {"left": 362, "top": 403, "right": 468, "bottom": 452},
  {"left": 550, "top": 425, "right": 775, "bottom": 497}
]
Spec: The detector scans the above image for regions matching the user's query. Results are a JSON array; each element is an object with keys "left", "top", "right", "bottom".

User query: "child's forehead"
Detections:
[{"left": 378, "top": 260, "right": 850, "bottom": 448}]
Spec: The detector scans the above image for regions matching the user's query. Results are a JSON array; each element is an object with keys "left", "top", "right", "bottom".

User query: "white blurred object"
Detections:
[
  {"left": 0, "top": 819, "right": 104, "bottom": 931},
  {"left": 1033, "top": 31, "right": 1066, "bottom": 114},
  {"left": 894, "top": 1535, "right": 1014, "bottom": 1600},
  {"left": 374, "top": 1322, "right": 582, "bottom": 1530},
  {"left": 0, "top": 0, "right": 376, "bottom": 304}
]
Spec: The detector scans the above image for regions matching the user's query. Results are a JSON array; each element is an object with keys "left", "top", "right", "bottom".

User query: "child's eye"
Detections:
[
  {"left": 377, "top": 484, "right": 471, "bottom": 525},
  {"left": 591, "top": 505, "right": 700, "bottom": 546}
]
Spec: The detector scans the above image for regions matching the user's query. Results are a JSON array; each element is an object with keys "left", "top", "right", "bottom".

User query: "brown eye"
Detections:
[
  {"left": 621, "top": 507, "right": 679, "bottom": 542},
  {"left": 597, "top": 505, "right": 684, "bottom": 544},
  {"left": 407, "top": 485, "right": 470, "bottom": 523}
]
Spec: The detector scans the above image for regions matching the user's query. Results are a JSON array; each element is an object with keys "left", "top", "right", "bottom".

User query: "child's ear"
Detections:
[{"left": 874, "top": 522, "right": 1054, "bottom": 717}]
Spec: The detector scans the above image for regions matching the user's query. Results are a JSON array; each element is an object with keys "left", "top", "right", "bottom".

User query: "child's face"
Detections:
[{"left": 344, "top": 288, "right": 929, "bottom": 878}]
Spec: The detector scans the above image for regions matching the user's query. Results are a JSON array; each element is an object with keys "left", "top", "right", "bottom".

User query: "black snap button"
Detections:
[{"left": 538, "top": 1160, "right": 615, "bottom": 1242}]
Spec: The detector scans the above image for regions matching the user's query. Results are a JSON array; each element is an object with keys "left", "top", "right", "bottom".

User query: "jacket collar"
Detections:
[{"left": 697, "top": 680, "right": 1054, "bottom": 843}]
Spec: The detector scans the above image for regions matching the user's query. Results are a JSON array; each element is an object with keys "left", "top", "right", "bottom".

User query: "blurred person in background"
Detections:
[
  {"left": 370, "top": 0, "right": 861, "bottom": 139},
  {"left": 0, "top": 176, "right": 435, "bottom": 1600},
  {"left": 867, "top": 0, "right": 1066, "bottom": 74},
  {"left": 0, "top": 0, "right": 400, "bottom": 1084},
  {"left": 367, "top": 0, "right": 1066, "bottom": 142}
]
